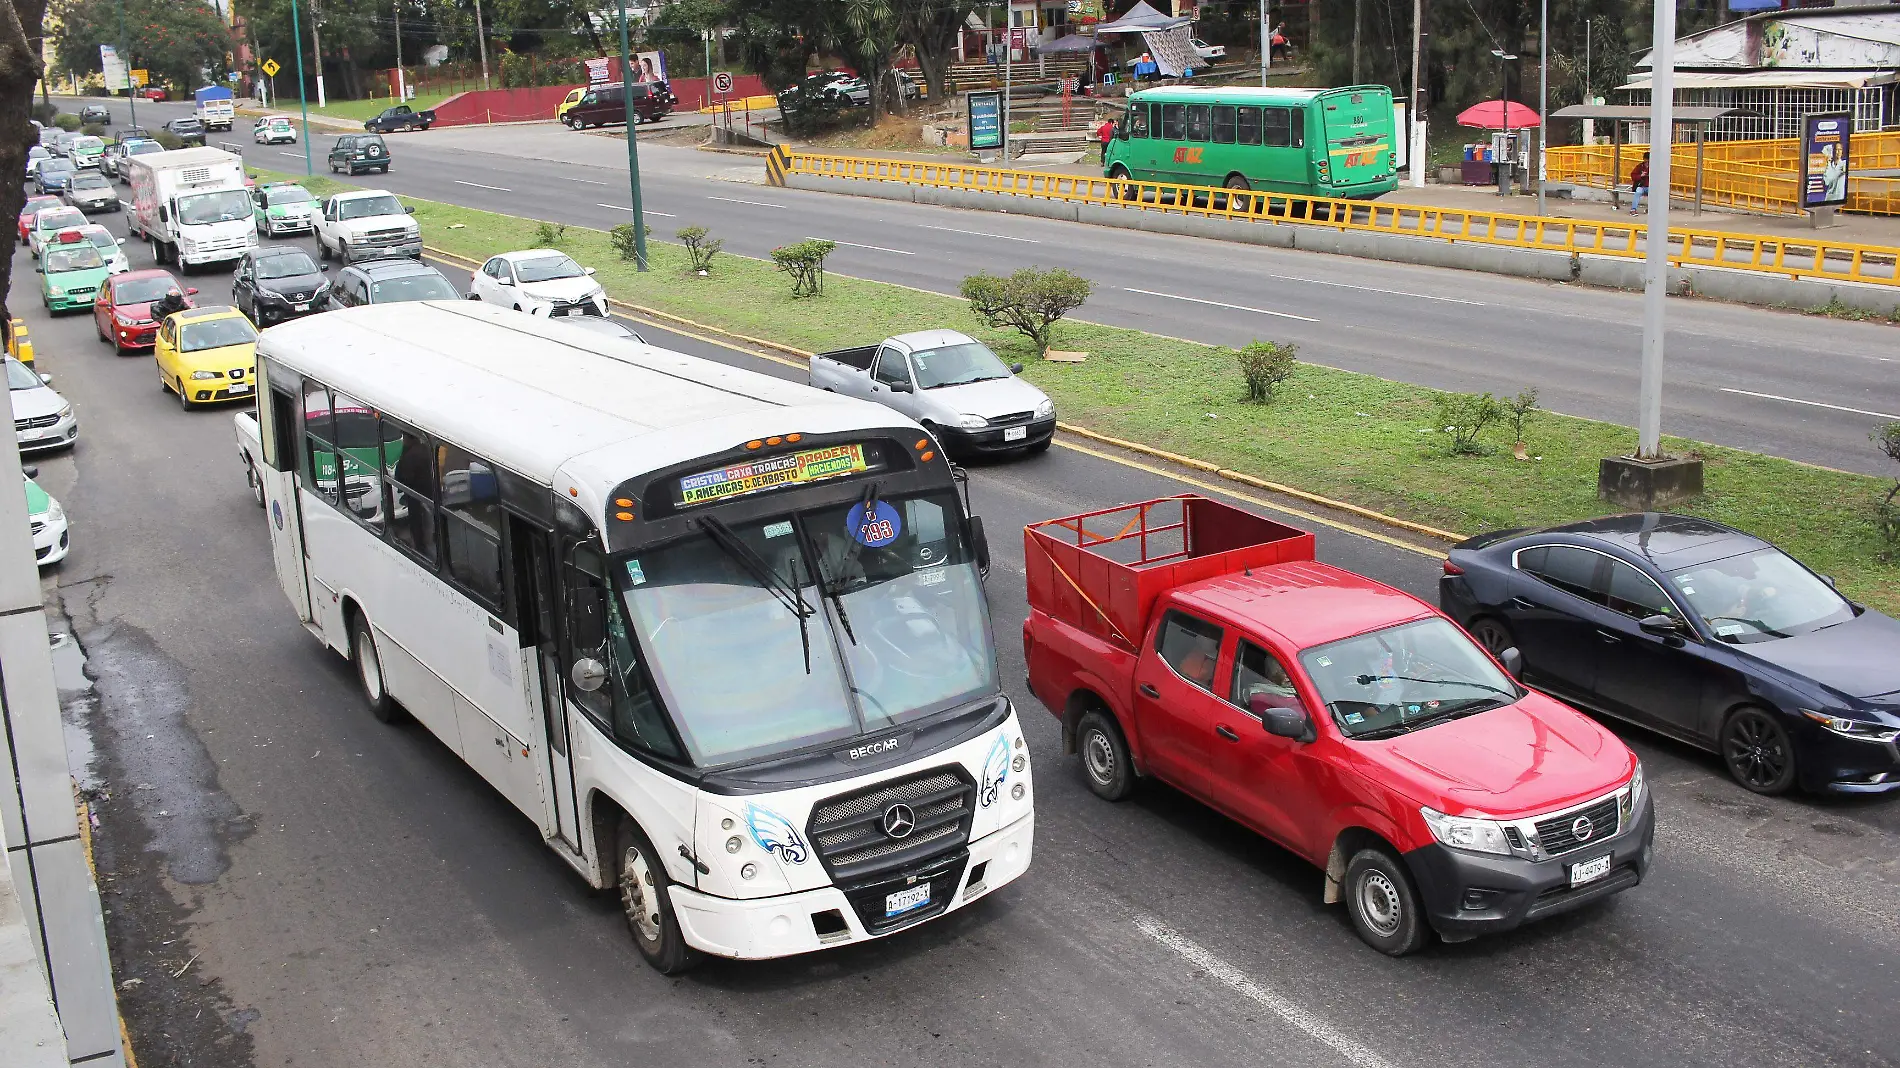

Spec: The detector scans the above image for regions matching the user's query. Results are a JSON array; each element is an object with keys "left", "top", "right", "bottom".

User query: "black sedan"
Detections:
[
  {"left": 166, "top": 117, "right": 206, "bottom": 145},
  {"left": 231, "top": 247, "right": 329, "bottom": 326},
  {"left": 80, "top": 103, "right": 111, "bottom": 124},
  {"left": 1440, "top": 513, "right": 1900, "bottom": 796}
]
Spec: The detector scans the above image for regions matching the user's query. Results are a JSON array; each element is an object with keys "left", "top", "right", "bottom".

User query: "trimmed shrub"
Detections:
[
  {"left": 609, "top": 222, "right": 651, "bottom": 263},
  {"left": 53, "top": 113, "right": 82, "bottom": 131},
  {"left": 772, "top": 239, "right": 836, "bottom": 297},
  {"left": 1236, "top": 341, "right": 1297, "bottom": 402},
  {"left": 678, "top": 226, "right": 722, "bottom": 275},
  {"left": 960, "top": 266, "right": 1092, "bottom": 354}
]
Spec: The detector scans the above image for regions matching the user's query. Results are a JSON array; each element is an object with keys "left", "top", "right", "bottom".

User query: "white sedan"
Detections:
[
  {"left": 1192, "top": 38, "right": 1226, "bottom": 61},
  {"left": 468, "top": 249, "right": 608, "bottom": 318},
  {"left": 254, "top": 115, "right": 298, "bottom": 144}
]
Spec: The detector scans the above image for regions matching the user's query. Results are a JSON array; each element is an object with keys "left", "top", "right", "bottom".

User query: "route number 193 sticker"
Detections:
[{"left": 850, "top": 501, "right": 902, "bottom": 547}]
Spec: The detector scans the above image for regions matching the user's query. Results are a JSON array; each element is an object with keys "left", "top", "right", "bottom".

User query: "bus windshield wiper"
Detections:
[{"left": 696, "top": 516, "right": 816, "bottom": 673}]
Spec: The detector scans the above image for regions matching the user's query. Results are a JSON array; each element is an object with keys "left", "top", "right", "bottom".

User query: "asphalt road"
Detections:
[
  {"left": 73, "top": 96, "right": 1900, "bottom": 476},
  {"left": 18, "top": 182, "right": 1900, "bottom": 1067}
]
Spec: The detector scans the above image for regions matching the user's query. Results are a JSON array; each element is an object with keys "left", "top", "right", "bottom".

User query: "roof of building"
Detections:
[{"left": 1637, "top": 8, "right": 1900, "bottom": 71}]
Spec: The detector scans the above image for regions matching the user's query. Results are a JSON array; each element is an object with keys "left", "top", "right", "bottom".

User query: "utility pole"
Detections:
[
  {"left": 394, "top": 0, "right": 404, "bottom": 102},
  {"left": 292, "top": 0, "right": 313, "bottom": 174},
  {"left": 1351, "top": 0, "right": 1362, "bottom": 84},
  {"left": 616, "top": 0, "right": 648, "bottom": 270},
  {"left": 1537, "top": 0, "right": 1547, "bottom": 214},
  {"left": 1637, "top": 0, "right": 1676, "bottom": 460},
  {"left": 475, "top": 0, "right": 491, "bottom": 91},
  {"left": 117, "top": 0, "right": 137, "bottom": 129},
  {"left": 310, "top": 0, "right": 326, "bottom": 108},
  {"left": 1004, "top": 9, "right": 1013, "bottom": 162},
  {"left": 1259, "top": 0, "right": 1269, "bottom": 84},
  {"left": 1409, "top": 0, "right": 1428, "bottom": 188}
]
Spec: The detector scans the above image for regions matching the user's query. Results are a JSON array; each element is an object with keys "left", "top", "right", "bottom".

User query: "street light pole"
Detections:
[
  {"left": 617, "top": 0, "right": 648, "bottom": 271},
  {"left": 1637, "top": 0, "right": 1676, "bottom": 459},
  {"left": 291, "top": 0, "right": 313, "bottom": 174},
  {"left": 1537, "top": 0, "right": 1547, "bottom": 215},
  {"left": 1259, "top": 0, "right": 1269, "bottom": 85},
  {"left": 116, "top": 0, "right": 136, "bottom": 130},
  {"left": 1408, "top": 0, "right": 1425, "bottom": 188}
]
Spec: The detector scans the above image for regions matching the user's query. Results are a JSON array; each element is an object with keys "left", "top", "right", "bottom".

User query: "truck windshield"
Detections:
[
  {"left": 614, "top": 489, "right": 995, "bottom": 767},
  {"left": 1299, "top": 618, "right": 1519, "bottom": 739},
  {"left": 339, "top": 195, "right": 404, "bottom": 220},
  {"left": 912, "top": 342, "right": 1011, "bottom": 389},
  {"left": 177, "top": 190, "right": 251, "bottom": 225}
]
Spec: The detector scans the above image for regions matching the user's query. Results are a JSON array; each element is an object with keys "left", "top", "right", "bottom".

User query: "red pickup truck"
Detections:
[{"left": 1023, "top": 496, "right": 1653, "bottom": 954}]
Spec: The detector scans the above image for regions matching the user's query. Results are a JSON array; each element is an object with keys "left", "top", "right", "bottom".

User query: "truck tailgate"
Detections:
[{"left": 1024, "top": 495, "right": 1315, "bottom": 650}]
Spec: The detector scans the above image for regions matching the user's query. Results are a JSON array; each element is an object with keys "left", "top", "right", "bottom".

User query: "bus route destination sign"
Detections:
[
  {"left": 968, "top": 90, "right": 1003, "bottom": 152},
  {"left": 678, "top": 444, "right": 869, "bottom": 505}
]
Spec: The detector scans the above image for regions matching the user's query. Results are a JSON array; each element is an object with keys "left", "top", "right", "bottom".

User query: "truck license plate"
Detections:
[
  {"left": 1569, "top": 854, "right": 1611, "bottom": 888},
  {"left": 1003, "top": 426, "right": 1027, "bottom": 442},
  {"left": 884, "top": 884, "right": 931, "bottom": 917}
]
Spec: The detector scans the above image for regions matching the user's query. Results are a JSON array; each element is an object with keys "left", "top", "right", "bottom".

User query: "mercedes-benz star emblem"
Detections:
[
  {"left": 882, "top": 803, "right": 917, "bottom": 839},
  {"left": 1572, "top": 815, "right": 1595, "bottom": 841}
]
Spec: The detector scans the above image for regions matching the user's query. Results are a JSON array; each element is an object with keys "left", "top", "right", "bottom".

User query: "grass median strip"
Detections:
[{"left": 252, "top": 167, "right": 1900, "bottom": 613}]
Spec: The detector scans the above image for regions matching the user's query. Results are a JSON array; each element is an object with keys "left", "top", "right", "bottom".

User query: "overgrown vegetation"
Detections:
[
  {"left": 960, "top": 267, "right": 1092, "bottom": 355},
  {"left": 678, "top": 225, "right": 722, "bottom": 275},
  {"left": 1504, "top": 388, "right": 1541, "bottom": 456},
  {"left": 1434, "top": 391, "right": 1505, "bottom": 457},
  {"left": 534, "top": 220, "right": 568, "bottom": 246},
  {"left": 1878, "top": 423, "right": 1900, "bottom": 557},
  {"left": 52, "top": 113, "right": 80, "bottom": 131},
  {"left": 1236, "top": 341, "right": 1298, "bottom": 403},
  {"left": 771, "top": 238, "right": 835, "bottom": 297},
  {"left": 609, "top": 223, "right": 650, "bottom": 263},
  {"left": 1807, "top": 296, "right": 1900, "bottom": 325}
]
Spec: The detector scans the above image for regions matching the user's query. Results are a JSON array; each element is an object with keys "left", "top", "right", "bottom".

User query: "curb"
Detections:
[{"left": 423, "top": 243, "right": 1468, "bottom": 547}]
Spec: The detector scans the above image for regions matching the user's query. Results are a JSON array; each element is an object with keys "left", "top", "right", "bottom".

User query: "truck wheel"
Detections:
[
  {"left": 1344, "top": 847, "right": 1430, "bottom": 956},
  {"left": 616, "top": 817, "right": 696, "bottom": 974},
  {"left": 1075, "top": 710, "right": 1136, "bottom": 801},
  {"left": 317, "top": 238, "right": 331, "bottom": 262}
]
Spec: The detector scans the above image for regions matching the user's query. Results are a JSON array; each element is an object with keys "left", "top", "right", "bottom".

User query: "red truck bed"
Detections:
[{"left": 1024, "top": 495, "right": 1316, "bottom": 651}]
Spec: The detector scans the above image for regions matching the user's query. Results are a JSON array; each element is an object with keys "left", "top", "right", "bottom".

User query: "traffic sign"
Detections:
[
  {"left": 261, "top": 58, "right": 281, "bottom": 77},
  {"left": 712, "top": 71, "right": 733, "bottom": 95},
  {"left": 130, "top": 69, "right": 148, "bottom": 87}
]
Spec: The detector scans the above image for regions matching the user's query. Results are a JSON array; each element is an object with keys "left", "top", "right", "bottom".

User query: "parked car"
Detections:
[
  {"left": 1027, "top": 495, "right": 1653, "bottom": 955},
  {"left": 142, "top": 86, "right": 169, "bottom": 101},
  {"left": 811, "top": 330, "right": 1055, "bottom": 456},
  {"left": 323, "top": 258, "right": 459, "bottom": 309},
  {"left": 154, "top": 305, "right": 259, "bottom": 408},
  {"left": 117, "top": 125, "right": 153, "bottom": 142},
  {"left": 63, "top": 171, "right": 120, "bottom": 213},
  {"left": 166, "top": 116, "right": 207, "bottom": 145},
  {"left": 777, "top": 72, "right": 870, "bottom": 115},
  {"left": 563, "top": 82, "right": 672, "bottom": 128},
  {"left": 6, "top": 356, "right": 77, "bottom": 453},
  {"left": 49, "top": 131, "right": 78, "bottom": 157},
  {"left": 4, "top": 316, "right": 32, "bottom": 368},
  {"left": 75, "top": 223, "right": 130, "bottom": 274},
  {"left": 364, "top": 104, "right": 435, "bottom": 133},
  {"left": 468, "top": 249, "right": 606, "bottom": 316},
  {"left": 28, "top": 205, "right": 88, "bottom": 257},
  {"left": 327, "top": 133, "right": 391, "bottom": 175},
  {"left": 23, "top": 470, "right": 69, "bottom": 567},
  {"left": 252, "top": 182, "right": 319, "bottom": 236},
  {"left": 35, "top": 158, "right": 77, "bottom": 196},
  {"left": 1440, "top": 513, "right": 1900, "bottom": 796},
  {"left": 1191, "top": 37, "right": 1227, "bottom": 61},
  {"left": 94, "top": 270, "right": 196, "bottom": 353},
  {"left": 17, "top": 195, "right": 64, "bottom": 241},
  {"left": 314, "top": 189, "right": 420, "bottom": 264},
  {"left": 231, "top": 246, "right": 329, "bottom": 326},
  {"left": 253, "top": 114, "right": 298, "bottom": 144},
  {"left": 36, "top": 230, "right": 111, "bottom": 313}
]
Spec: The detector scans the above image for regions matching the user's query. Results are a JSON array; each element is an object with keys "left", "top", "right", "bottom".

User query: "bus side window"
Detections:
[
  {"left": 267, "top": 387, "right": 298, "bottom": 472},
  {"left": 1160, "top": 103, "right": 1185, "bottom": 141},
  {"left": 1185, "top": 104, "right": 1210, "bottom": 142},
  {"left": 332, "top": 391, "right": 385, "bottom": 534},
  {"left": 1237, "top": 106, "right": 1261, "bottom": 146},
  {"left": 1128, "top": 106, "right": 1149, "bottom": 138},
  {"left": 381, "top": 416, "right": 437, "bottom": 565},
  {"left": 1212, "top": 105, "right": 1236, "bottom": 145},
  {"left": 439, "top": 442, "right": 506, "bottom": 611},
  {"left": 300, "top": 379, "right": 337, "bottom": 505},
  {"left": 1264, "top": 107, "right": 1295, "bottom": 149}
]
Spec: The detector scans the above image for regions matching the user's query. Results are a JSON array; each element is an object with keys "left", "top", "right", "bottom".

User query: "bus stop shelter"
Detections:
[{"left": 1549, "top": 104, "right": 1756, "bottom": 215}]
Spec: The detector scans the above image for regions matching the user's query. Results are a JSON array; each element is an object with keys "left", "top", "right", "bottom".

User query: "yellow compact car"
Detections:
[
  {"left": 154, "top": 306, "right": 259, "bottom": 409},
  {"left": 556, "top": 86, "right": 585, "bottom": 123}
]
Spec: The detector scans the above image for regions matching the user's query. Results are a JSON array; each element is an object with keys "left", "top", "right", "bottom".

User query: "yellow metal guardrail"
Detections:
[
  {"left": 766, "top": 147, "right": 1900, "bottom": 289},
  {"left": 1547, "top": 131, "right": 1900, "bottom": 217}
]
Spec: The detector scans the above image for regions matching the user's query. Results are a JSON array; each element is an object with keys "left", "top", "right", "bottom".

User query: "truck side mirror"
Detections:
[
  {"left": 969, "top": 515, "right": 990, "bottom": 577},
  {"left": 1258, "top": 699, "right": 1314, "bottom": 742},
  {"left": 158, "top": 204, "right": 168, "bottom": 222}
]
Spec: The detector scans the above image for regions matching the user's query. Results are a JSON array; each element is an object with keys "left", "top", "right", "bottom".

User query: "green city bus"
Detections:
[{"left": 1103, "top": 85, "right": 1399, "bottom": 202}]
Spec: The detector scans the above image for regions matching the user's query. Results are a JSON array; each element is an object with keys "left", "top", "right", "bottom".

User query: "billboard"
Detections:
[
  {"left": 100, "top": 44, "right": 130, "bottom": 92},
  {"left": 968, "top": 89, "right": 1003, "bottom": 151},
  {"left": 1799, "top": 112, "right": 1851, "bottom": 210},
  {"left": 633, "top": 50, "right": 667, "bottom": 85}
]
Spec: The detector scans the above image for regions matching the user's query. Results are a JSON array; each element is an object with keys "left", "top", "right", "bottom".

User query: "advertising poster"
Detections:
[
  {"left": 100, "top": 44, "right": 130, "bottom": 91},
  {"left": 584, "top": 57, "right": 610, "bottom": 84},
  {"left": 634, "top": 50, "right": 668, "bottom": 86},
  {"left": 1800, "top": 112, "right": 1851, "bottom": 210},
  {"left": 968, "top": 90, "right": 1003, "bottom": 151}
]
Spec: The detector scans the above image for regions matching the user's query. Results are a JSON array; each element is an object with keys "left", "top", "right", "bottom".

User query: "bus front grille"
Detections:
[{"left": 807, "top": 766, "right": 974, "bottom": 885}]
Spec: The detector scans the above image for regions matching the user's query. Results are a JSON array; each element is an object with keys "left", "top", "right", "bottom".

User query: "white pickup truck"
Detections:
[
  {"left": 809, "top": 328, "right": 1055, "bottom": 457},
  {"left": 315, "top": 189, "right": 421, "bottom": 265}
]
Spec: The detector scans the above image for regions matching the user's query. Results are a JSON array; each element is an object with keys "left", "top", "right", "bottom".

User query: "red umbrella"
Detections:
[{"left": 1456, "top": 100, "right": 1541, "bottom": 129}]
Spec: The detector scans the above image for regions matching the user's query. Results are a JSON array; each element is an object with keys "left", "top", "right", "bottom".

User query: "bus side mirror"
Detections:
[
  {"left": 1118, "top": 128, "right": 1130, "bottom": 141},
  {"left": 969, "top": 515, "right": 990, "bottom": 576},
  {"left": 570, "top": 658, "right": 607, "bottom": 692}
]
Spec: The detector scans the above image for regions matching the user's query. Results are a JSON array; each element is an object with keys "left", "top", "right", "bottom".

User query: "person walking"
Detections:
[
  {"left": 1094, "top": 114, "right": 1116, "bottom": 164},
  {"left": 1629, "top": 152, "right": 1651, "bottom": 215}
]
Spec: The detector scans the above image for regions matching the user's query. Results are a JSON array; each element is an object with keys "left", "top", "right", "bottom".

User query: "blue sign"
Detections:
[
  {"left": 849, "top": 500, "right": 902, "bottom": 547},
  {"left": 968, "top": 90, "right": 1003, "bottom": 152}
]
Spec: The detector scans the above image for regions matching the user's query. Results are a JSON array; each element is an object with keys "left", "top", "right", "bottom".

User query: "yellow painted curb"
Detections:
[
  {"left": 76, "top": 791, "right": 139, "bottom": 1068},
  {"left": 697, "top": 94, "right": 777, "bottom": 113}
]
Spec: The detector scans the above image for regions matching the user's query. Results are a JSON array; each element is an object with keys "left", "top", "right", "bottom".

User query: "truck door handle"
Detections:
[
  {"left": 1215, "top": 725, "right": 1240, "bottom": 742},
  {"left": 1139, "top": 683, "right": 1160, "bottom": 698},
  {"left": 1595, "top": 629, "right": 1622, "bottom": 644}
]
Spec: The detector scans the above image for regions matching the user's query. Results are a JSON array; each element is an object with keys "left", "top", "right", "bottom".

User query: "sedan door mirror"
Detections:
[
  {"left": 1010, "top": 362, "right": 1025, "bottom": 374},
  {"left": 1499, "top": 646, "right": 1523, "bottom": 679},
  {"left": 186, "top": 287, "right": 198, "bottom": 295},
  {"left": 583, "top": 266, "right": 596, "bottom": 275},
  {"left": 1637, "top": 614, "right": 1681, "bottom": 637},
  {"left": 38, "top": 374, "right": 52, "bottom": 385},
  {"left": 405, "top": 206, "right": 416, "bottom": 214},
  {"left": 22, "top": 466, "right": 37, "bottom": 479},
  {"left": 887, "top": 379, "right": 911, "bottom": 393}
]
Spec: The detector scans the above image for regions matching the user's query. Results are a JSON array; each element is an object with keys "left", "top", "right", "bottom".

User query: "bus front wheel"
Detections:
[
  {"left": 1223, "top": 175, "right": 1253, "bottom": 213},
  {"left": 1108, "top": 165, "right": 1137, "bottom": 202},
  {"left": 617, "top": 817, "right": 697, "bottom": 974},
  {"left": 350, "top": 615, "right": 402, "bottom": 724}
]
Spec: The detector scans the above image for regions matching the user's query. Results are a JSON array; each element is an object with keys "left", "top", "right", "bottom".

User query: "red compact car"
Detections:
[
  {"left": 142, "top": 87, "right": 168, "bottom": 101},
  {"left": 1024, "top": 496, "right": 1653, "bottom": 955},
  {"left": 18, "top": 195, "right": 63, "bottom": 241},
  {"left": 94, "top": 270, "right": 195, "bottom": 353}
]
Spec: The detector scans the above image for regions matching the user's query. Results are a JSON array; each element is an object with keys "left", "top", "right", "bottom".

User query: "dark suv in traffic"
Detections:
[{"left": 328, "top": 134, "right": 391, "bottom": 175}]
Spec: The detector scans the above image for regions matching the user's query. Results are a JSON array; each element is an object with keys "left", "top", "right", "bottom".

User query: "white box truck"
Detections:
[{"left": 128, "top": 147, "right": 257, "bottom": 270}]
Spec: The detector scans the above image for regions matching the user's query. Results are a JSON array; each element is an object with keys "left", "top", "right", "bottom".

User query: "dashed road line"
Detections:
[
  {"left": 598, "top": 204, "right": 675, "bottom": 216},
  {"left": 454, "top": 180, "right": 512, "bottom": 192},
  {"left": 920, "top": 224, "right": 1040, "bottom": 244},
  {"left": 705, "top": 195, "right": 785, "bottom": 209},
  {"left": 813, "top": 237, "right": 914, "bottom": 256},
  {"left": 1123, "top": 287, "right": 1320, "bottom": 323},
  {"left": 1718, "top": 388, "right": 1898, "bottom": 420}
]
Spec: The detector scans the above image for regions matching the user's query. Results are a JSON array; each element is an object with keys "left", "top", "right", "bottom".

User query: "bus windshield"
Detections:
[{"left": 614, "top": 489, "right": 995, "bottom": 767}]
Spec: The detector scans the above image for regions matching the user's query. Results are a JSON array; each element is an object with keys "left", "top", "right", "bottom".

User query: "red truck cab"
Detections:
[{"left": 1023, "top": 496, "right": 1653, "bottom": 954}]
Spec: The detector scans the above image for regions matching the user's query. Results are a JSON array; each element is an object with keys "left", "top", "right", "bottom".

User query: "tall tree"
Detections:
[
  {"left": 53, "top": 0, "right": 236, "bottom": 90},
  {"left": 1, "top": 0, "right": 47, "bottom": 327},
  {"left": 894, "top": 0, "right": 971, "bottom": 105}
]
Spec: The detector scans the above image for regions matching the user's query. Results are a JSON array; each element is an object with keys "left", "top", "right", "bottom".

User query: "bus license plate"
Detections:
[
  {"left": 1569, "top": 854, "right": 1611, "bottom": 888},
  {"left": 1003, "top": 426, "right": 1027, "bottom": 442},
  {"left": 885, "top": 884, "right": 931, "bottom": 917}
]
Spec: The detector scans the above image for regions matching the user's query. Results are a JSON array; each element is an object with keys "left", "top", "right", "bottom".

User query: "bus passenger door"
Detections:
[
  {"left": 511, "top": 514, "right": 582, "bottom": 855},
  {"left": 260, "top": 384, "right": 312, "bottom": 623}
]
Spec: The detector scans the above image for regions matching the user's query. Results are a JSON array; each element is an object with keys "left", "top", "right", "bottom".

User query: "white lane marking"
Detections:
[
  {"left": 1718, "top": 388, "right": 1899, "bottom": 421},
  {"left": 811, "top": 237, "right": 914, "bottom": 256},
  {"left": 1123, "top": 287, "right": 1320, "bottom": 323},
  {"left": 455, "top": 180, "right": 511, "bottom": 192},
  {"left": 1262, "top": 271, "right": 1485, "bottom": 306},
  {"left": 566, "top": 177, "right": 608, "bottom": 185},
  {"left": 1135, "top": 917, "right": 1398, "bottom": 1068},
  {"left": 278, "top": 152, "right": 305, "bottom": 158},
  {"left": 919, "top": 223, "right": 1040, "bottom": 244},
  {"left": 706, "top": 195, "right": 784, "bottom": 209},
  {"left": 597, "top": 203, "right": 675, "bottom": 216}
]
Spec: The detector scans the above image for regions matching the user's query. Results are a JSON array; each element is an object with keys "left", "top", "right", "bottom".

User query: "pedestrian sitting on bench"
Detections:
[{"left": 1629, "top": 153, "right": 1651, "bottom": 215}]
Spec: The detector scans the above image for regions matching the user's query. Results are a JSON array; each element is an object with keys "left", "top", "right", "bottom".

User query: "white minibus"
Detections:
[{"left": 248, "top": 301, "right": 1034, "bottom": 972}]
